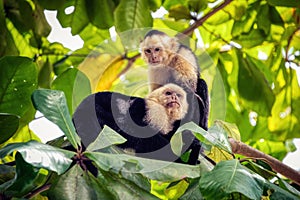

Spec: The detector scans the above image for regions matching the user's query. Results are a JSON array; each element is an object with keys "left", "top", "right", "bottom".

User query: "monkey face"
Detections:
[
  {"left": 140, "top": 34, "right": 177, "bottom": 66},
  {"left": 153, "top": 84, "right": 188, "bottom": 120},
  {"left": 142, "top": 46, "right": 164, "bottom": 65}
]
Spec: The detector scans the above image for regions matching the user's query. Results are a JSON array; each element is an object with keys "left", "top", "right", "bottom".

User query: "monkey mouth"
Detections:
[{"left": 167, "top": 101, "right": 180, "bottom": 108}]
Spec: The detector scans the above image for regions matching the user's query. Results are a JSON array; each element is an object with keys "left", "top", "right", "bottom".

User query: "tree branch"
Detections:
[
  {"left": 178, "top": 0, "right": 233, "bottom": 38},
  {"left": 229, "top": 138, "right": 300, "bottom": 186}
]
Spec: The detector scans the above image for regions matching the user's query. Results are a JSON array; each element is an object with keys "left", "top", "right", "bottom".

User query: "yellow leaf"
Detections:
[{"left": 78, "top": 54, "right": 125, "bottom": 92}]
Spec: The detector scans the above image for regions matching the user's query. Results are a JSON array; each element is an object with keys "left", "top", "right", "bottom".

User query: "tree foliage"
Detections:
[{"left": 0, "top": 0, "right": 300, "bottom": 199}]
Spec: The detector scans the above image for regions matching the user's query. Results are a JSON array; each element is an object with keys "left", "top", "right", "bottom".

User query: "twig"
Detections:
[
  {"left": 229, "top": 138, "right": 300, "bottom": 186},
  {"left": 25, "top": 184, "right": 51, "bottom": 199},
  {"left": 117, "top": 53, "right": 141, "bottom": 78}
]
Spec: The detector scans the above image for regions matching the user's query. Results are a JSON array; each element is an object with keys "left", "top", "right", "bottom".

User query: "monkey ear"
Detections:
[{"left": 170, "top": 37, "right": 179, "bottom": 51}]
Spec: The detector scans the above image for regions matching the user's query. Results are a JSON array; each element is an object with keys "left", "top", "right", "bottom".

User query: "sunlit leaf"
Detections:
[
  {"left": 0, "top": 141, "right": 74, "bottom": 175},
  {"left": 51, "top": 68, "right": 91, "bottom": 114},
  {"left": 32, "top": 89, "right": 81, "bottom": 148},
  {"left": 164, "top": 179, "right": 189, "bottom": 199},
  {"left": 96, "top": 55, "right": 125, "bottom": 92}
]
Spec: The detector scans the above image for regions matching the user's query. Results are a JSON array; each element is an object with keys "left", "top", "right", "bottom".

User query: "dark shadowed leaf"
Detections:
[
  {"left": 32, "top": 89, "right": 81, "bottom": 148},
  {"left": 1, "top": 153, "right": 40, "bottom": 197},
  {"left": 0, "top": 141, "right": 74, "bottom": 175},
  {"left": 0, "top": 113, "right": 19, "bottom": 144},
  {"left": 85, "top": 0, "right": 115, "bottom": 29}
]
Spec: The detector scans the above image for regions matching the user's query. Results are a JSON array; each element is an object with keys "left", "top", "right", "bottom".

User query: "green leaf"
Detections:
[
  {"left": 257, "top": 4, "right": 271, "bottom": 35},
  {"left": 1, "top": 153, "right": 40, "bottom": 197},
  {"left": 85, "top": 0, "right": 115, "bottom": 29},
  {"left": 0, "top": 141, "right": 74, "bottom": 175},
  {"left": 114, "top": 0, "right": 153, "bottom": 32},
  {"left": 176, "top": 122, "right": 232, "bottom": 153},
  {"left": 32, "top": 89, "right": 81, "bottom": 148},
  {"left": 85, "top": 152, "right": 202, "bottom": 182},
  {"left": 86, "top": 125, "right": 127, "bottom": 152},
  {"left": 48, "top": 165, "right": 115, "bottom": 200},
  {"left": 100, "top": 170, "right": 159, "bottom": 200},
  {"left": 169, "top": 5, "right": 192, "bottom": 20},
  {"left": 0, "top": 113, "right": 19, "bottom": 144},
  {"left": 199, "top": 160, "right": 264, "bottom": 199},
  {"left": 0, "top": 56, "right": 37, "bottom": 126},
  {"left": 188, "top": 0, "right": 207, "bottom": 13},
  {"left": 267, "top": 0, "right": 300, "bottom": 7},
  {"left": 237, "top": 52, "right": 275, "bottom": 116},
  {"left": 57, "top": 0, "right": 89, "bottom": 35},
  {"left": 38, "top": 58, "right": 52, "bottom": 88},
  {"left": 51, "top": 68, "right": 91, "bottom": 114},
  {"left": 164, "top": 179, "right": 189, "bottom": 199}
]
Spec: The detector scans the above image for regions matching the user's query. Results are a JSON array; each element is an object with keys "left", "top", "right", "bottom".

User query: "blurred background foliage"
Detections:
[{"left": 0, "top": 0, "right": 300, "bottom": 163}]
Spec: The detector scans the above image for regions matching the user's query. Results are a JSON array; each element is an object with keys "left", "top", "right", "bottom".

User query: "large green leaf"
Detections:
[
  {"left": 86, "top": 125, "right": 127, "bottom": 152},
  {"left": 32, "top": 89, "right": 81, "bottom": 148},
  {"left": 0, "top": 113, "right": 19, "bottom": 144},
  {"left": 199, "top": 160, "right": 264, "bottom": 199},
  {"left": 0, "top": 141, "right": 74, "bottom": 175},
  {"left": 0, "top": 56, "right": 37, "bottom": 126},
  {"left": 48, "top": 165, "right": 115, "bottom": 200},
  {"left": 85, "top": 151, "right": 202, "bottom": 182},
  {"left": 114, "top": 0, "right": 153, "bottom": 32},
  {"left": 85, "top": 0, "right": 115, "bottom": 29},
  {"left": 237, "top": 53, "right": 275, "bottom": 116},
  {"left": 176, "top": 122, "right": 232, "bottom": 153},
  {"left": 57, "top": 0, "right": 89, "bottom": 35},
  {"left": 51, "top": 68, "right": 91, "bottom": 114}
]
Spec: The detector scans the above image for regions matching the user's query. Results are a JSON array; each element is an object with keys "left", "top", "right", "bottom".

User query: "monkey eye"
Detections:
[
  {"left": 177, "top": 93, "right": 182, "bottom": 98},
  {"left": 165, "top": 91, "right": 172, "bottom": 95},
  {"left": 145, "top": 49, "right": 151, "bottom": 54},
  {"left": 154, "top": 47, "right": 160, "bottom": 52}
]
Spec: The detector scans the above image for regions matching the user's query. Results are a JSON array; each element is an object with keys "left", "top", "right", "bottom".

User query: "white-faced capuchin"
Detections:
[
  {"left": 140, "top": 30, "right": 210, "bottom": 164},
  {"left": 73, "top": 83, "right": 190, "bottom": 163}
]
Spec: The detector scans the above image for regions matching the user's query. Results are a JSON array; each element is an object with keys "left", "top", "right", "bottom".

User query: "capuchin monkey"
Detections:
[
  {"left": 73, "top": 83, "right": 191, "bottom": 163},
  {"left": 140, "top": 30, "right": 210, "bottom": 164}
]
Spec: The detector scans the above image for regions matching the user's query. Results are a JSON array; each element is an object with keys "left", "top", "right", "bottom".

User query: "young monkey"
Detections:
[{"left": 140, "top": 30, "right": 199, "bottom": 92}]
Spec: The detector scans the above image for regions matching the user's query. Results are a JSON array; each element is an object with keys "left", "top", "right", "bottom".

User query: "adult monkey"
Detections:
[
  {"left": 73, "top": 83, "right": 189, "bottom": 162},
  {"left": 140, "top": 30, "right": 210, "bottom": 164}
]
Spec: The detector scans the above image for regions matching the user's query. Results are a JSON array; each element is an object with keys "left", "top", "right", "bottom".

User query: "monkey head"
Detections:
[
  {"left": 140, "top": 30, "right": 179, "bottom": 66},
  {"left": 147, "top": 83, "right": 188, "bottom": 121}
]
